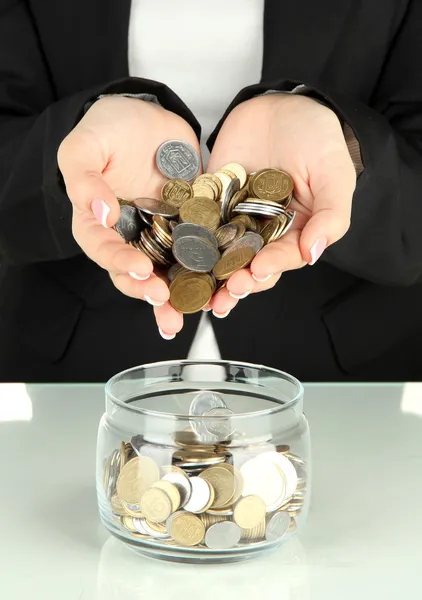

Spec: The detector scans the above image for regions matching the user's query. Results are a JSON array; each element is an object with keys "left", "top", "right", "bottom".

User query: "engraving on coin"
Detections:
[
  {"left": 172, "top": 236, "right": 220, "bottom": 273},
  {"left": 179, "top": 197, "right": 220, "bottom": 232},
  {"left": 169, "top": 273, "right": 213, "bottom": 314},
  {"left": 161, "top": 178, "right": 193, "bottom": 207},
  {"left": 265, "top": 511, "right": 291, "bottom": 541},
  {"left": 169, "top": 512, "right": 205, "bottom": 547},
  {"left": 156, "top": 140, "right": 201, "bottom": 181},
  {"left": 113, "top": 205, "right": 143, "bottom": 242},
  {"left": 199, "top": 465, "right": 235, "bottom": 509},
  {"left": 172, "top": 222, "right": 218, "bottom": 247},
  {"left": 213, "top": 246, "right": 255, "bottom": 280},
  {"left": 140, "top": 487, "right": 173, "bottom": 523},
  {"left": 252, "top": 169, "right": 294, "bottom": 201},
  {"left": 204, "top": 407, "right": 235, "bottom": 438},
  {"left": 204, "top": 522, "right": 242, "bottom": 550},
  {"left": 189, "top": 391, "right": 227, "bottom": 416}
]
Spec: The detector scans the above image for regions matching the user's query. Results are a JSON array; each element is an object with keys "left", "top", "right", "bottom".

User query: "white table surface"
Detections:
[{"left": 0, "top": 382, "right": 421, "bottom": 600}]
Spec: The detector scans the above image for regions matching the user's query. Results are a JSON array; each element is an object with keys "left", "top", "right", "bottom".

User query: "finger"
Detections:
[
  {"left": 300, "top": 159, "right": 356, "bottom": 265},
  {"left": 250, "top": 230, "right": 307, "bottom": 281},
  {"left": 209, "top": 287, "right": 239, "bottom": 317},
  {"left": 110, "top": 272, "right": 170, "bottom": 305},
  {"left": 72, "top": 208, "right": 154, "bottom": 279},
  {"left": 227, "top": 269, "right": 283, "bottom": 297},
  {"left": 153, "top": 303, "right": 184, "bottom": 340},
  {"left": 58, "top": 130, "right": 120, "bottom": 227}
]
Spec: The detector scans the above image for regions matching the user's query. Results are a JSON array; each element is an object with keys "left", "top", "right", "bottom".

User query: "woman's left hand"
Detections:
[{"left": 207, "top": 93, "right": 356, "bottom": 316}]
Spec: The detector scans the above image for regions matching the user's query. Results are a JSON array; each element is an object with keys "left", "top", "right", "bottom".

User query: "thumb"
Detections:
[
  {"left": 299, "top": 164, "right": 355, "bottom": 265},
  {"left": 58, "top": 131, "right": 120, "bottom": 228}
]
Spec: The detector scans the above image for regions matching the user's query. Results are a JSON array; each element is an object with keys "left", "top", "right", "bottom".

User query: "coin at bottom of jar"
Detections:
[
  {"left": 151, "top": 480, "right": 181, "bottom": 512},
  {"left": 169, "top": 273, "right": 213, "bottom": 314},
  {"left": 169, "top": 512, "right": 205, "bottom": 547},
  {"left": 212, "top": 246, "right": 255, "bottom": 280},
  {"left": 111, "top": 494, "right": 126, "bottom": 516},
  {"left": 265, "top": 510, "right": 291, "bottom": 541},
  {"left": 161, "top": 469, "right": 192, "bottom": 508},
  {"left": 199, "top": 465, "right": 236, "bottom": 509},
  {"left": 241, "top": 519, "right": 266, "bottom": 541},
  {"left": 204, "top": 521, "right": 242, "bottom": 550},
  {"left": 140, "top": 487, "right": 173, "bottom": 523},
  {"left": 233, "top": 495, "right": 266, "bottom": 529},
  {"left": 182, "top": 476, "right": 214, "bottom": 514}
]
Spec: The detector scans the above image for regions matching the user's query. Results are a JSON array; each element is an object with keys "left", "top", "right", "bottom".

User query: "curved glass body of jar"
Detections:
[{"left": 96, "top": 360, "right": 310, "bottom": 564}]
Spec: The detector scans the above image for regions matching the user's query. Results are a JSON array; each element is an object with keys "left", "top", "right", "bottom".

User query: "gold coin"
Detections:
[
  {"left": 172, "top": 448, "right": 229, "bottom": 464},
  {"left": 169, "top": 272, "right": 213, "bottom": 314},
  {"left": 140, "top": 487, "right": 173, "bottom": 523},
  {"left": 152, "top": 215, "right": 173, "bottom": 243},
  {"left": 214, "top": 171, "right": 233, "bottom": 199},
  {"left": 152, "top": 480, "right": 181, "bottom": 512},
  {"left": 169, "top": 512, "right": 205, "bottom": 547},
  {"left": 288, "top": 517, "right": 297, "bottom": 533},
  {"left": 192, "top": 181, "right": 217, "bottom": 201},
  {"left": 251, "top": 169, "right": 294, "bottom": 202},
  {"left": 195, "top": 173, "right": 223, "bottom": 197},
  {"left": 207, "top": 507, "right": 234, "bottom": 517},
  {"left": 241, "top": 519, "right": 266, "bottom": 541},
  {"left": 117, "top": 197, "right": 135, "bottom": 206},
  {"left": 121, "top": 515, "right": 137, "bottom": 533},
  {"left": 227, "top": 187, "right": 249, "bottom": 220},
  {"left": 179, "top": 197, "right": 220, "bottom": 232},
  {"left": 217, "top": 463, "right": 244, "bottom": 506},
  {"left": 121, "top": 500, "right": 144, "bottom": 518},
  {"left": 200, "top": 512, "right": 227, "bottom": 530},
  {"left": 116, "top": 456, "right": 160, "bottom": 505},
  {"left": 161, "top": 179, "right": 193, "bottom": 207},
  {"left": 199, "top": 465, "right": 236, "bottom": 509},
  {"left": 111, "top": 494, "right": 126, "bottom": 516},
  {"left": 231, "top": 214, "right": 259, "bottom": 232},
  {"left": 212, "top": 246, "right": 255, "bottom": 280},
  {"left": 220, "top": 163, "right": 247, "bottom": 188},
  {"left": 233, "top": 495, "right": 266, "bottom": 529},
  {"left": 275, "top": 445, "right": 290, "bottom": 454},
  {"left": 260, "top": 215, "right": 287, "bottom": 244}
]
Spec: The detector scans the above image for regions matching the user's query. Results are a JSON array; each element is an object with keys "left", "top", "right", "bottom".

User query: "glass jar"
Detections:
[{"left": 96, "top": 360, "right": 310, "bottom": 564}]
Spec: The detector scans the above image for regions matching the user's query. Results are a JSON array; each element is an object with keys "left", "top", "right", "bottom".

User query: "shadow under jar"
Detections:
[{"left": 97, "top": 360, "right": 310, "bottom": 564}]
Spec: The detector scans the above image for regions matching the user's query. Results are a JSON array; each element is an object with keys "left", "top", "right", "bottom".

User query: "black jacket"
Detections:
[{"left": 0, "top": 0, "right": 421, "bottom": 382}]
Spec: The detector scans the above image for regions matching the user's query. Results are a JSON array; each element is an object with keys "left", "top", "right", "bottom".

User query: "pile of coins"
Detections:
[
  {"left": 114, "top": 139, "right": 296, "bottom": 313},
  {"left": 103, "top": 391, "right": 307, "bottom": 551}
]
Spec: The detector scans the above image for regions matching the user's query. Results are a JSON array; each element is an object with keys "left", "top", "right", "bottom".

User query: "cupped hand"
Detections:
[
  {"left": 58, "top": 96, "right": 201, "bottom": 338},
  {"left": 207, "top": 93, "right": 356, "bottom": 317}
]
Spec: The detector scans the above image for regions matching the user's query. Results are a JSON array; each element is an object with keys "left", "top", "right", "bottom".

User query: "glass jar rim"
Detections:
[{"left": 105, "top": 359, "right": 304, "bottom": 420}]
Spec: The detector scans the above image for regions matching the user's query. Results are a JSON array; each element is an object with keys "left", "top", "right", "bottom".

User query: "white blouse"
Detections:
[{"left": 128, "top": 0, "right": 265, "bottom": 358}]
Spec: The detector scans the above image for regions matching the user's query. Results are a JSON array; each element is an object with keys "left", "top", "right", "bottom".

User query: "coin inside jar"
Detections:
[
  {"left": 233, "top": 495, "right": 266, "bottom": 529},
  {"left": 182, "top": 477, "right": 214, "bottom": 513},
  {"left": 116, "top": 456, "right": 160, "bottom": 505},
  {"left": 265, "top": 511, "right": 291, "bottom": 541},
  {"left": 204, "top": 521, "right": 242, "bottom": 550},
  {"left": 169, "top": 512, "right": 205, "bottom": 547}
]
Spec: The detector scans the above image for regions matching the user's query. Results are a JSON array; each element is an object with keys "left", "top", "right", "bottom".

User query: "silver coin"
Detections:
[
  {"left": 256, "top": 451, "right": 298, "bottom": 498},
  {"left": 204, "top": 521, "right": 242, "bottom": 549},
  {"left": 138, "top": 518, "right": 170, "bottom": 539},
  {"left": 162, "top": 471, "right": 192, "bottom": 508},
  {"left": 172, "top": 223, "right": 218, "bottom": 247},
  {"left": 113, "top": 205, "right": 143, "bottom": 243},
  {"left": 204, "top": 407, "right": 235, "bottom": 439},
  {"left": 134, "top": 197, "right": 179, "bottom": 218},
  {"left": 132, "top": 517, "right": 149, "bottom": 535},
  {"left": 221, "top": 177, "right": 240, "bottom": 223},
  {"left": 278, "top": 209, "right": 296, "bottom": 237},
  {"left": 169, "top": 220, "right": 179, "bottom": 231},
  {"left": 265, "top": 511, "right": 291, "bottom": 541},
  {"left": 139, "top": 210, "right": 153, "bottom": 226},
  {"left": 172, "top": 235, "right": 220, "bottom": 273},
  {"left": 156, "top": 140, "right": 201, "bottom": 181},
  {"left": 223, "top": 233, "right": 264, "bottom": 257},
  {"left": 233, "top": 203, "right": 286, "bottom": 217},
  {"left": 167, "top": 263, "right": 184, "bottom": 282},
  {"left": 104, "top": 449, "right": 121, "bottom": 500},
  {"left": 183, "top": 477, "right": 211, "bottom": 513},
  {"left": 189, "top": 391, "right": 227, "bottom": 416}
]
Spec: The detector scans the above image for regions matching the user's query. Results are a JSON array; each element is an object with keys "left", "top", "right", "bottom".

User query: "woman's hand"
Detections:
[
  {"left": 58, "top": 96, "right": 201, "bottom": 339},
  {"left": 207, "top": 93, "right": 356, "bottom": 317}
]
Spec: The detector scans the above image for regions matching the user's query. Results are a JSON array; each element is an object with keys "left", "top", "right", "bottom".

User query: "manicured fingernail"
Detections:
[
  {"left": 252, "top": 273, "right": 273, "bottom": 282},
  {"left": 202, "top": 306, "right": 212, "bottom": 312},
  {"left": 158, "top": 328, "right": 176, "bottom": 340},
  {"left": 309, "top": 237, "right": 327, "bottom": 265},
  {"left": 129, "top": 271, "right": 150, "bottom": 281},
  {"left": 212, "top": 310, "right": 231, "bottom": 319},
  {"left": 91, "top": 199, "right": 110, "bottom": 228},
  {"left": 144, "top": 295, "right": 165, "bottom": 307},
  {"left": 229, "top": 290, "right": 252, "bottom": 300}
]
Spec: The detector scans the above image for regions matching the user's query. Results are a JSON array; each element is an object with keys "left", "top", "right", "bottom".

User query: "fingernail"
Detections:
[
  {"left": 212, "top": 310, "right": 231, "bottom": 319},
  {"left": 252, "top": 273, "right": 273, "bottom": 282},
  {"left": 229, "top": 290, "right": 252, "bottom": 300},
  {"left": 129, "top": 271, "right": 150, "bottom": 281},
  {"left": 158, "top": 327, "right": 176, "bottom": 340},
  {"left": 91, "top": 199, "right": 110, "bottom": 228},
  {"left": 202, "top": 306, "right": 212, "bottom": 312},
  {"left": 309, "top": 237, "right": 327, "bottom": 265},
  {"left": 144, "top": 295, "right": 165, "bottom": 307}
]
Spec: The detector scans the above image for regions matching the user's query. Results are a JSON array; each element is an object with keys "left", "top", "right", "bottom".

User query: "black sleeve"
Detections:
[
  {"left": 0, "top": 1, "right": 200, "bottom": 267},
  {"left": 207, "top": 0, "right": 422, "bottom": 287}
]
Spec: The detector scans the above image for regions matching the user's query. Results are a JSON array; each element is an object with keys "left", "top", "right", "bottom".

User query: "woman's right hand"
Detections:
[{"left": 58, "top": 96, "right": 201, "bottom": 339}]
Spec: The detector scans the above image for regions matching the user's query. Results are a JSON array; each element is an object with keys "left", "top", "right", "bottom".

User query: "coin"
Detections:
[
  {"left": 167, "top": 262, "right": 184, "bottom": 282},
  {"left": 121, "top": 500, "right": 144, "bottom": 517},
  {"left": 179, "top": 197, "right": 220, "bottom": 232},
  {"left": 255, "top": 451, "right": 298, "bottom": 499},
  {"left": 113, "top": 204, "right": 143, "bottom": 242},
  {"left": 183, "top": 477, "right": 214, "bottom": 513},
  {"left": 220, "top": 163, "right": 247, "bottom": 188},
  {"left": 251, "top": 169, "right": 294, "bottom": 202},
  {"left": 233, "top": 495, "right": 266, "bottom": 529},
  {"left": 240, "top": 457, "right": 287, "bottom": 512},
  {"left": 156, "top": 140, "right": 201, "bottom": 181},
  {"left": 199, "top": 465, "right": 236, "bottom": 509},
  {"left": 204, "top": 521, "right": 242, "bottom": 550},
  {"left": 213, "top": 246, "right": 255, "bottom": 280},
  {"left": 204, "top": 407, "right": 235, "bottom": 439},
  {"left": 221, "top": 177, "right": 240, "bottom": 223},
  {"left": 162, "top": 467, "right": 192, "bottom": 508},
  {"left": 192, "top": 180, "right": 217, "bottom": 201},
  {"left": 189, "top": 391, "right": 227, "bottom": 416},
  {"left": 222, "top": 232, "right": 264, "bottom": 257},
  {"left": 172, "top": 235, "right": 220, "bottom": 273},
  {"left": 169, "top": 272, "right": 213, "bottom": 314},
  {"left": 111, "top": 494, "right": 126, "bottom": 516},
  {"left": 140, "top": 518, "right": 171, "bottom": 539},
  {"left": 161, "top": 178, "right": 193, "bottom": 207},
  {"left": 169, "top": 512, "right": 205, "bottom": 547},
  {"left": 140, "top": 487, "right": 173, "bottom": 523},
  {"left": 265, "top": 511, "right": 291, "bottom": 541},
  {"left": 104, "top": 449, "right": 121, "bottom": 500},
  {"left": 260, "top": 215, "right": 288, "bottom": 244},
  {"left": 134, "top": 197, "right": 179, "bottom": 219},
  {"left": 195, "top": 173, "right": 223, "bottom": 196},
  {"left": 230, "top": 214, "right": 260, "bottom": 232},
  {"left": 172, "top": 222, "right": 218, "bottom": 248},
  {"left": 121, "top": 515, "right": 138, "bottom": 533},
  {"left": 151, "top": 480, "right": 181, "bottom": 512},
  {"left": 116, "top": 456, "right": 160, "bottom": 505},
  {"left": 152, "top": 215, "right": 173, "bottom": 248},
  {"left": 214, "top": 171, "right": 232, "bottom": 199}
]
